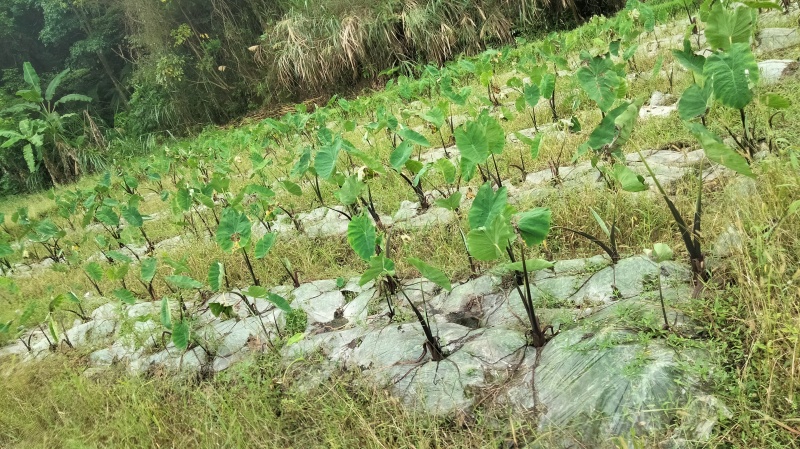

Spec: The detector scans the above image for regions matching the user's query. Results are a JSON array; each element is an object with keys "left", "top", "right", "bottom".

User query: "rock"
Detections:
[
  {"left": 649, "top": 91, "right": 675, "bottom": 107},
  {"left": 713, "top": 225, "right": 744, "bottom": 258},
  {"left": 639, "top": 104, "right": 677, "bottom": 120},
  {"left": 91, "top": 303, "right": 118, "bottom": 321},
  {"left": 759, "top": 59, "right": 798, "bottom": 84},
  {"left": 392, "top": 205, "right": 456, "bottom": 231},
  {"left": 64, "top": 319, "right": 117, "bottom": 349},
  {"left": 533, "top": 327, "right": 724, "bottom": 447},
  {"left": 758, "top": 28, "right": 800, "bottom": 53},
  {"left": 293, "top": 290, "right": 345, "bottom": 326}
]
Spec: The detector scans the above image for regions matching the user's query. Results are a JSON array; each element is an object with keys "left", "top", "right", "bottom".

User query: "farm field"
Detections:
[{"left": 1, "top": 1, "right": 800, "bottom": 447}]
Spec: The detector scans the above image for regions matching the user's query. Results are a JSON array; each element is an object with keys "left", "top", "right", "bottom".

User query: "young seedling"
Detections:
[
  {"left": 646, "top": 243, "right": 674, "bottom": 331},
  {"left": 466, "top": 182, "right": 554, "bottom": 347}
]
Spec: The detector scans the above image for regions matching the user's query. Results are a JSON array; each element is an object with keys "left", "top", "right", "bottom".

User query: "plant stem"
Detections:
[{"left": 241, "top": 248, "right": 260, "bottom": 286}]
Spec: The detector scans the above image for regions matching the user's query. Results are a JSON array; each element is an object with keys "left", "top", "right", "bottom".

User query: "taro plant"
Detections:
[
  {"left": 645, "top": 242, "right": 675, "bottom": 330},
  {"left": 455, "top": 110, "right": 506, "bottom": 187},
  {"left": 465, "top": 182, "right": 554, "bottom": 347},
  {"left": 347, "top": 212, "right": 453, "bottom": 361}
]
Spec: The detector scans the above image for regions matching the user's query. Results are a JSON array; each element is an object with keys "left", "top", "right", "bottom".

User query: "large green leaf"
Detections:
[
  {"left": 215, "top": 208, "right": 252, "bottom": 253},
  {"left": 407, "top": 257, "right": 452, "bottom": 291},
  {"left": 347, "top": 213, "right": 376, "bottom": 262},
  {"left": 455, "top": 120, "right": 489, "bottom": 164},
  {"left": 254, "top": 233, "right": 277, "bottom": 259},
  {"left": 678, "top": 83, "right": 712, "bottom": 120},
  {"left": 398, "top": 127, "right": 431, "bottom": 147},
  {"left": 576, "top": 55, "right": 622, "bottom": 112},
  {"left": 314, "top": 138, "right": 341, "bottom": 180},
  {"left": 704, "top": 3, "right": 756, "bottom": 51},
  {"left": 539, "top": 73, "right": 556, "bottom": 99},
  {"left": 291, "top": 147, "right": 312, "bottom": 178},
  {"left": 22, "top": 62, "right": 41, "bottom": 94},
  {"left": 175, "top": 188, "right": 192, "bottom": 211},
  {"left": 165, "top": 275, "right": 203, "bottom": 290},
  {"left": 84, "top": 262, "right": 103, "bottom": 282},
  {"left": 121, "top": 205, "right": 144, "bottom": 228},
  {"left": 523, "top": 84, "right": 541, "bottom": 109},
  {"left": 671, "top": 40, "right": 705, "bottom": 75},
  {"left": 160, "top": 297, "right": 172, "bottom": 330},
  {"left": 22, "top": 144, "right": 35, "bottom": 173},
  {"left": 516, "top": 133, "right": 543, "bottom": 160},
  {"left": 468, "top": 183, "right": 509, "bottom": 229},
  {"left": 611, "top": 164, "right": 648, "bottom": 192},
  {"left": 53, "top": 93, "right": 92, "bottom": 107},
  {"left": 335, "top": 175, "right": 364, "bottom": 206},
  {"left": 208, "top": 261, "right": 225, "bottom": 292},
  {"left": 704, "top": 43, "right": 758, "bottom": 110},
  {"left": 45, "top": 69, "right": 69, "bottom": 102},
  {"left": 359, "top": 254, "right": 395, "bottom": 286},
  {"left": 389, "top": 141, "right": 414, "bottom": 170},
  {"left": 517, "top": 208, "right": 552, "bottom": 246},
  {"left": 139, "top": 257, "right": 157, "bottom": 284},
  {"left": 687, "top": 122, "right": 754, "bottom": 177},
  {"left": 467, "top": 212, "right": 514, "bottom": 261},
  {"left": 434, "top": 158, "right": 456, "bottom": 184},
  {"left": 245, "top": 289, "right": 292, "bottom": 313},
  {"left": 435, "top": 192, "right": 462, "bottom": 211},
  {"left": 113, "top": 289, "right": 137, "bottom": 305},
  {"left": 172, "top": 320, "right": 190, "bottom": 351}
]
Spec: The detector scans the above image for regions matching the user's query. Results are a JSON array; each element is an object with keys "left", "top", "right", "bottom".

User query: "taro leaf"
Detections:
[
  {"left": 434, "top": 158, "right": 456, "bottom": 184},
  {"left": 455, "top": 120, "right": 489, "bottom": 164},
  {"left": 672, "top": 40, "right": 705, "bottom": 76},
  {"left": 95, "top": 206, "right": 119, "bottom": 227},
  {"left": 281, "top": 180, "right": 302, "bottom": 196},
  {"left": 407, "top": 257, "right": 452, "bottom": 291},
  {"left": 121, "top": 205, "right": 144, "bottom": 228},
  {"left": 314, "top": 137, "right": 342, "bottom": 180},
  {"left": 113, "top": 288, "right": 137, "bottom": 305},
  {"left": 107, "top": 250, "right": 132, "bottom": 263},
  {"left": 84, "top": 262, "right": 103, "bottom": 282},
  {"left": 254, "top": 233, "right": 277, "bottom": 259},
  {"left": 482, "top": 113, "right": 505, "bottom": 156},
  {"left": 209, "top": 302, "right": 234, "bottom": 318},
  {"left": 398, "top": 127, "right": 431, "bottom": 147},
  {"left": 576, "top": 55, "right": 621, "bottom": 112},
  {"left": 335, "top": 176, "right": 364, "bottom": 206},
  {"left": 523, "top": 84, "right": 541, "bottom": 108},
  {"left": 517, "top": 208, "right": 552, "bottom": 246},
  {"left": 166, "top": 275, "right": 203, "bottom": 290},
  {"left": 704, "top": 43, "right": 758, "bottom": 110},
  {"left": 246, "top": 287, "right": 291, "bottom": 314},
  {"left": 348, "top": 149, "right": 386, "bottom": 175},
  {"left": 678, "top": 83, "right": 712, "bottom": 120},
  {"left": 171, "top": 320, "right": 190, "bottom": 351},
  {"left": 421, "top": 107, "right": 446, "bottom": 129},
  {"left": 208, "top": 261, "right": 225, "bottom": 292},
  {"left": 761, "top": 93, "right": 791, "bottom": 109},
  {"left": 47, "top": 315, "right": 58, "bottom": 343},
  {"left": 516, "top": 133, "right": 543, "bottom": 160},
  {"left": 160, "top": 297, "right": 172, "bottom": 329},
  {"left": 539, "top": 73, "right": 556, "bottom": 99},
  {"left": 359, "top": 254, "right": 395, "bottom": 286},
  {"left": 175, "top": 187, "right": 192, "bottom": 211},
  {"left": 467, "top": 212, "right": 515, "bottom": 261},
  {"left": 468, "top": 183, "right": 509, "bottom": 229},
  {"left": 611, "top": 164, "right": 648, "bottom": 192},
  {"left": 215, "top": 208, "right": 252, "bottom": 253},
  {"left": 390, "top": 141, "right": 414, "bottom": 171},
  {"left": 742, "top": 0, "right": 782, "bottom": 8},
  {"left": 267, "top": 293, "right": 291, "bottom": 313},
  {"left": 502, "top": 259, "right": 554, "bottom": 272},
  {"left": 652, "top": 243, "right": 674, "bottom": 262},
  {"left": 435, "top": 192, "right": 463, "bottom": 211},
  {"left": 687, "top": 122, "right": 754, "bottom": 177},
  {"left": 704, "top": 3, "right": 756, "bottom": 51},
  {"left": 291, "top": 147, "right": 312, "bottom": 178},
  {"left": 347, "top": 213, "right": 376, "bottom": 262}
]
